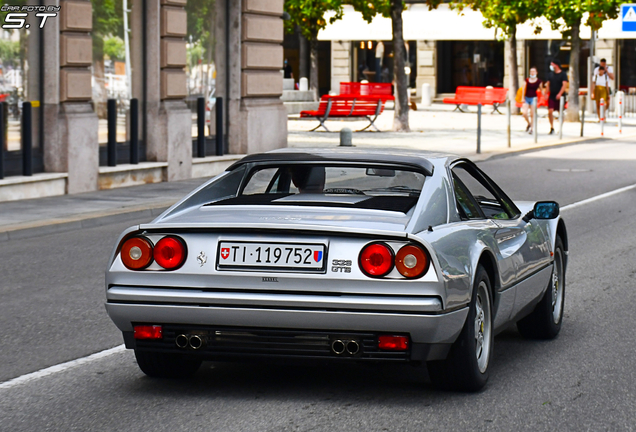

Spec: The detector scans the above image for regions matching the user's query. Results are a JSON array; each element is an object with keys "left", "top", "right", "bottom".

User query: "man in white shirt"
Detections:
[
  {"left": 593, "top": 58, "right": 614, "bottom": 108},
  {"left": 593, "top": 58, "right": 614, "bottom": 81}
]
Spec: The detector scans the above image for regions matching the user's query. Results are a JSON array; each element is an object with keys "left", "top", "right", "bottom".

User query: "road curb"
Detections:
[
  {"left": 474, "top": 135, "right": 610, "bottom": 162},
  {"left": 0, "top": 204, "right": 173, "bottom": 242}
]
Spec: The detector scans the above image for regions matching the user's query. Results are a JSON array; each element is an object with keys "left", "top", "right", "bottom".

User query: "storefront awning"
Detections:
[{"left": 319, "top": 5, "right": 632, "bottom": 42}]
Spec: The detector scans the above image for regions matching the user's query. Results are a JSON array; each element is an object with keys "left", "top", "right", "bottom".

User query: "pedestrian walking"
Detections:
[
  {"left": 546, "top": 60, "right": 568, "bottom": 135},
  {"left": 521, "top": 67, "right": 542, "bottom": 134},
  {"left": 593, "top": 58, "right": 614, "bottom": 108},
  {"left": 591, "top": 66, "right": 611, "bottom": 121}
]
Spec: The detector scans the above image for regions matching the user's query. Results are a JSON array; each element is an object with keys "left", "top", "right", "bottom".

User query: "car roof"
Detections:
[{"left": 227, "top": 148, "right": 458, "bottom": 175}]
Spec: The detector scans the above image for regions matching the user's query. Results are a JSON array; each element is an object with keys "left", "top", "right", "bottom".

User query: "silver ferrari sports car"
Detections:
[{"left": 105, "top": 148, "right": 568, "bottom": 391}]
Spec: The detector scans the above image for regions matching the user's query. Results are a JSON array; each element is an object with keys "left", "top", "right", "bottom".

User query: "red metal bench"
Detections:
[
  {"left": 339, "top": 82, "right": 394, "bottom": 102},
  {"left": 300, "top": 95, "right": 386, "bottom": 132},
  {"left": 443, "top": 86, "right": 508, "bottom": 114}
]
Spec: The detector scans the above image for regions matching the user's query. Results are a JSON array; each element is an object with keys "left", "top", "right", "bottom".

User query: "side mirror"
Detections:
[{"left": 523, "top": 201, "right": 559, "bottom": 222}]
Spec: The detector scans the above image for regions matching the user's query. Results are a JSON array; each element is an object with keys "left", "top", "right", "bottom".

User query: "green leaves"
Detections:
[
  {"left": 544, "top": 0, "right": 622, "bottom": 35},
  {"left": 284, "top": 0, "right": 345, "bottom": 41},
  {"left": 452, "top": 0, "right": 543, "bottom": 37}
]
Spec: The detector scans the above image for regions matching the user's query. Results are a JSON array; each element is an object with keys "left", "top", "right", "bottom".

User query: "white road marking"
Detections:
[
  {"left": 562, "top": 183, "right": 636, "bottom": 211},
  {"left": 0, "top": 345, "right": 126, "bottom": 390}
]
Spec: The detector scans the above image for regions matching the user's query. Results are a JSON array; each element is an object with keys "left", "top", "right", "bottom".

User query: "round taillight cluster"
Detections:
[
  {"left": 121, "top": 237, "right": 153, "bottom": 270},
  {"left": 359, "top": 242, "right": 394, "bottom": 277},
  {"left": 153, "top": 236, "right": 187, "bottom": 270},
  {"left": 395, "top": 245, "right": 429, "bottom": 278},
  {"left": 358, "top": 242, "right": 430, "bottom": 279},
  {"left": 120, "top": 236, "right": 187, "bottom": 271}
]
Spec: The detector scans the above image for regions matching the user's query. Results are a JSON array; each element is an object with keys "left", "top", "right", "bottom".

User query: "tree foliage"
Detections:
[
  {"left": 93, "top": 0, "right": 123, "bottom": 39},
  {"left": 284, "top": 0, "right": 344, "bottom": 40},
  {"left": 0, "top": 39, "right": 20, "bottom": 67},
  {"left": 104, "top": 36, "right": 124, "bottom": 61},
  {"left": 451, "top": 0, "right": 542, "bottom": 37},
  {"left": 185, "top": 0, "right": 215, "bottom": 59},
  {"left": 544, "top": 0, "right": 622, "bottom": 36}
]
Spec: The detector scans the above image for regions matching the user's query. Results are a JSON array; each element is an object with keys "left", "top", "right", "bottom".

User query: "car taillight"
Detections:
[
  {"left": 134, "top": 325, "right": 163, "bottom": 340},
  {"left": 153, "top": 236, "right": 187, "bottom": 270},
  {"left": 378, "top": 335, "right": 409, "bottom": 351},
  {"left": 121, "top": 237, "right": 154, "bottom": 270},
  {"left": 359, "top": 242, "right": 394, "bottom": 277},
  {"left": 395, "top": 244, "right": 430, "bottom": 279}
]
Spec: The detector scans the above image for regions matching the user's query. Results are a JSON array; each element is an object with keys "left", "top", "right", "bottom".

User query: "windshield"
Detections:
[{"left": 205, "top": 164, "right": 427, "bottom": 213}]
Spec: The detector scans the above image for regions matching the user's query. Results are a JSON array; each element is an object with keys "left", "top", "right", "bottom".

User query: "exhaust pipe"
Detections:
[
  {"left": 189, "top": 335, "right": 204, "bottom": 350},
  {"left": 346, "top": 340, "right": 360, "bottom": 355},
  {"left": 331, "top": 340, "right": 346, "bottom": 355},
  {"left": 175, "top": 334, "right": 189, "bottom": 349}
]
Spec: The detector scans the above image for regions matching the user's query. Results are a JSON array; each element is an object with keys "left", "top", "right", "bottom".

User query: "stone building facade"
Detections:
[{"left": 2, "top": 0, "right": 287, "bottom": 198}]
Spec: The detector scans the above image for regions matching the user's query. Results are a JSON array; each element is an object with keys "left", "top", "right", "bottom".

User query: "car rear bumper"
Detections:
[{"left": 105, "top": 285, "right": 468, "bottom": 357}]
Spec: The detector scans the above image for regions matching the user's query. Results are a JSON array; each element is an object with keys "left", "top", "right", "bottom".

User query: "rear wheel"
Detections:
[
  {"left": 428, "top": 265, "right": 493, "bottom": 392},
  {"left": 134, "top": 350, "right": 202, "bottom": 379},
  {"left": 517, "top": 236, "right": 565, "bottom": 339}
]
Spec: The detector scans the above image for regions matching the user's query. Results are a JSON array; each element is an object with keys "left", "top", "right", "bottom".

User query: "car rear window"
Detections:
[{"left": 206, "top": 164, "right": 427, "bottom": 213}]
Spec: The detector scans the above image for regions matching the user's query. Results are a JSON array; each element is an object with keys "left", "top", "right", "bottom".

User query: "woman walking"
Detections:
[
  {"left": 522, "top": 67, "right": 543, "bottom": 134},
  {"left": 591, "top": 66, "right": 610, "bottom": 121}
]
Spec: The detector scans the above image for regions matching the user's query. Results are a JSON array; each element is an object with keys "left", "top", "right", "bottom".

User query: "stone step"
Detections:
[
  {"left": 283, "top": 101, "right": 319, "bottom": 115},
  {"left": 281, "top": 90, "right": 316, "bottom": 102}
]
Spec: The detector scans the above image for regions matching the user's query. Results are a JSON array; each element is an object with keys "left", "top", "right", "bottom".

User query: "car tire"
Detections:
[
  {"left": 517, "top": 236, "right": 566, "bottom": 340},
  {"left": 428, "top": 265, "right": 493, "bottom": 392},
  {"left": 134, "top": 350, "right": 202, "bottom": 379}
]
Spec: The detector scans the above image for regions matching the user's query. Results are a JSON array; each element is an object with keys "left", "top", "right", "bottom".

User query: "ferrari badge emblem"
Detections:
[{"left": 197, "top": 251, "right": 207, "bottom": 267}]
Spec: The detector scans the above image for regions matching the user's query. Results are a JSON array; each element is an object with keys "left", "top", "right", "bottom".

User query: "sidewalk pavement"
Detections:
[
  {"left": 2, "top": 103, "right": 634, "bottom": 241},
  {"left": 288, "top": 102, "right": 636, "bottom": 161}
]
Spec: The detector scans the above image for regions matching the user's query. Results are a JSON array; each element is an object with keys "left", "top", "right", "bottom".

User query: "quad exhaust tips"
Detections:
[
  {"left": 331, "top": 339, "right": 360, "bottom": 356},
  {"left": 175, "top": 334, "right": 205, "bottom": 350}
]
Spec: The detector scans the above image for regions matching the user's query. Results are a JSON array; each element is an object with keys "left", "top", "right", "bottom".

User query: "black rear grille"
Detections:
[{"left": 135, "top": 325, "right": 409, "bottom": 361}]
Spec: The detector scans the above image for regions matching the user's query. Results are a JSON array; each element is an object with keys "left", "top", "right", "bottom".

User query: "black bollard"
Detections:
[
  {"left": 22, "top": 101, "right": 32, "bottom": 176},
  {"left": 130, "top": 98, "right": 139, "bottom": 164},
  {"left": 197, "top": 96, "right": 205, "bottom": 158},
  {"left": 215, "top": 97, "right": 223, "bottom": 156},
  {"left": 0, "top": 102, "right": 4, "bottom": 180},
  {"left": 107, "top": 99, "right": 117, "bottom": 166}
]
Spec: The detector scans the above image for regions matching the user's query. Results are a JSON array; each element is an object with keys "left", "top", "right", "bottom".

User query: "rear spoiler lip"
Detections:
[{"left": 137, "top": 222, "right": 411, "bottom": 240}]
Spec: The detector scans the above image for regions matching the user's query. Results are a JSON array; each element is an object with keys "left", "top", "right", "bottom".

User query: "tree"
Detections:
[
  {"left": 104, "top": 36, "right": 125, "bottom": 62},
  {"left": 544, "top": 0, "right": 622, "bottom": 121},
  {"left": 347, "top": 0, "right": 442, "bottom": 132},
  {"left": 284, "top": 0, "right": 344, "bottom": 100},
  {"left": 452, "top": 0, "right": 543, "bottom": 115},
  {"left": 185, "top": 0, "right": 216, "bottom": 95},
  {"left": 92, "top": 0, "right": 123, "bottom": 116}
]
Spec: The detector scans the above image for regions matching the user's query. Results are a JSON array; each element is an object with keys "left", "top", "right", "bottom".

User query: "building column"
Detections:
[
  {"left": 217, "top": 0, "right": 287, "bottom": 155},
  {"left": 131, "top": 0, "right": 191, "bottom": 181},
  {"left": 57, "top": 0, "right": 98, "bottom": 194},
  {"left": 416, "top": 41, "right": 436, "bottom": 99},
  {"left": 331, "top": 41, "right": 351, "bottom": 95}
]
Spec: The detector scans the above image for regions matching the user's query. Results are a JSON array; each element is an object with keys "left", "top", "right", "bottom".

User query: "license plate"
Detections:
[{"left": 217, "top": 241, "right": 327, "bottom": 271}]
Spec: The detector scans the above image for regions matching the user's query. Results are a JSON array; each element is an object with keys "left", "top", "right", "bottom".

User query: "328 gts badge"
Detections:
[{"left": 331, "top": 259, "right": 351, "bottom": 273}]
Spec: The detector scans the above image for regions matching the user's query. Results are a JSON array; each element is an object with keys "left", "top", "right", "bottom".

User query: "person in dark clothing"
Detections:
[
  {"left": 283, "top": 58, "right": 293, "bottom": 79},
  {"left": 546, "top": 60, "right": 568, "bottom": 135},
  {"left": 521, "top": 66, "right": 543, "bottom": 134}
]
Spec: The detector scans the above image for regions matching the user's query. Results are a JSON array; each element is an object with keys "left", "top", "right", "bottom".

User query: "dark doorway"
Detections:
[
  {"left": 619, "top": 39, "right": 636, "bottom": 90},
  {"left": 436, "top": 41, "right": 504, "bottom": 94}
]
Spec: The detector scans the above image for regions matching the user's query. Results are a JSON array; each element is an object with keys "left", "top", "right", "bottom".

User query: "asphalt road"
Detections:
[{"left": 2, "top": 140, "right": 636, "bottom": 431}]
